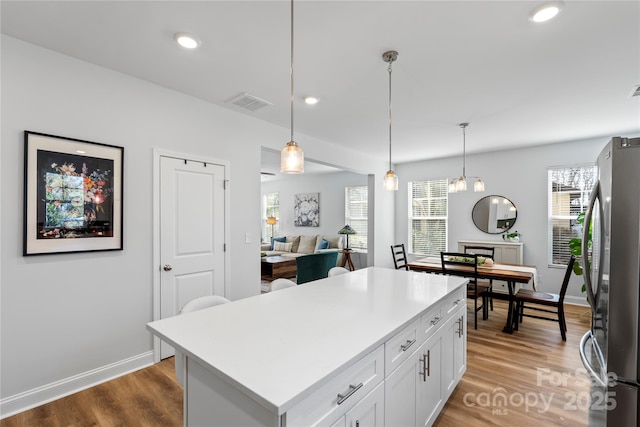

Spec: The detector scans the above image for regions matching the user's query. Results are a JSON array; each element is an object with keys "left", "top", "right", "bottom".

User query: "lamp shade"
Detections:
[
  {"left": 338, "top": 224, "right": 356, "bottom": 250},
  {"left": 338, "top": 225, "right": 356, "bottom": 235},
  {"left": 266, "top": 216, "right": 277, "bottom": 225}
]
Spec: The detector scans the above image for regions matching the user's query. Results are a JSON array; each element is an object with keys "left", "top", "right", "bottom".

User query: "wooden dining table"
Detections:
[{"left": 407, "top": 257, "right": 536, "bottom": 333}]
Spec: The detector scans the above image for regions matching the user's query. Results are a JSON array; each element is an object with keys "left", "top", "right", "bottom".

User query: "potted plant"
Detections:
[
  {"left": 568, "top": 212, "right": 592, "bottom": 320},
  {"left": 502, "top": 230, "right": 521, "bottom": 242}
]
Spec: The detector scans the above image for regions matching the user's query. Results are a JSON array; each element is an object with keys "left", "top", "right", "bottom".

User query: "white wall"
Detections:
[
  {"left": 262, "top": 171, "right": 369, "bottom": 268},
  {"left": 0, "top": 36, "right": 393, "bottom": 415},
  {"left": 395, "top": 137, "right": 619, "bottom": 304},
  {"left": 261, "top": 171, "right": 368, "bottom": 237}
]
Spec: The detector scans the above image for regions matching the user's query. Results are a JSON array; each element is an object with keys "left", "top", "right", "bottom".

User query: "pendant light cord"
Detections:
[
  {"left": 461, "top": 123, "right": 466, "bottom": 178},
  {"left": 388, "top": 61, "right": 393, "bottom": 171},
  {"left": 290, "top": 0, "right": 294, "bottom": 143}
]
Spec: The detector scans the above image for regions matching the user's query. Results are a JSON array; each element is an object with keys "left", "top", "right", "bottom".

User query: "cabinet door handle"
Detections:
[
  {"left": 337, "top": 383, "right": 363, "bottom": 405},
  {"left": 457, "top": 316, "right": 464, "bottom": 338},
  {"left": 430, "top": 316, "right": 442, "bottom": 326},
  {"left": 419, "top": 354, "right": 427, "bottom": 382},
  {"left": 400, "top": 339, "right": 416, "bottom": 352},
  {"left": 426, "top": 350, "right": 431, "bottom": 377}
]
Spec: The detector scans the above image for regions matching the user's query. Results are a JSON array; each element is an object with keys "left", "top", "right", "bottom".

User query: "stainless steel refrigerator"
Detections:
[{"left": 579, "top": 136, "right": 640, "bottom": 425}]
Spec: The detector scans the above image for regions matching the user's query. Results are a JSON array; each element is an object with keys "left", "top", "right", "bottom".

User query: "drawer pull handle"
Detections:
[
  {"left": 337, "top": 383, "right": 363, "bottom": 405},
  {"left": 400, "top": 339, "right": 416, "bottom": 352},
  {"left": 430, "top": 316, "right": 442, "bottom": 326},
  {"left": 454, "top": 298, "right": 462, "bottom": 305}
]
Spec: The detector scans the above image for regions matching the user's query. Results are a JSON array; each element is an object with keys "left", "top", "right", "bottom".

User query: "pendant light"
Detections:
[
  {"left": 382, "top": 50, "right": 399, "bottom": 191},
  {"left": 280, "top": 0, "right": 304, "bottom": 174},
  {"left": 449, "top": 123, "right": 485, "bottom": 193}
]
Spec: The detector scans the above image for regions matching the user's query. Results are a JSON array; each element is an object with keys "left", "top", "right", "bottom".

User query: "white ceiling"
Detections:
[{"left": 2, "top": 1, "right": 639, "bottom": 167}]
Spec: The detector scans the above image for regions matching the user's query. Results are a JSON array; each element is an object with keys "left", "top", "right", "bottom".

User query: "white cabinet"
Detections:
[
  {"left": 385, "top": 292, "right": 466, "bottom": 427},
  {"left": 442, "top": 308, "right": 466, "bottom": 399},
  {"left": 286, "top": 345, "right": 385, "bottom": 427},
  {"left": 417, "top": 332, "right": 443, "bottom": 427},
  {"left": 345, "top": 383, "right": 385, "bottom": 427},
  {"left": 458, "top": 240, "right": 524, "bottom": 293}
]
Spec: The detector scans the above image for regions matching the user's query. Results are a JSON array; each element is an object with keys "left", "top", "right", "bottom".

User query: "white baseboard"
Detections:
[
  {"left": 564, "top": 295, "right": 589, "bottom": 307},
  {"left": 0, "top": 351, "right": 154, "bottom": 419}
]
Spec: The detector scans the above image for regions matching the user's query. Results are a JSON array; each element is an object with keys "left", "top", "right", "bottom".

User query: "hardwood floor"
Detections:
[{"left": 1, "top": 301, "right": 590, "bottom": 427}]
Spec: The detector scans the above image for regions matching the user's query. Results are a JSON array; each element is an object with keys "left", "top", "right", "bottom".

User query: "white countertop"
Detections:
[{"left": 147, "top": 267, "right": 467, "bottom": 415}]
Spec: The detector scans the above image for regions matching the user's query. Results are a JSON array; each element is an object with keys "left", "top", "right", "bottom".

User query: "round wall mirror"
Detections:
[{"left": 472, "top": 195, "right": 517, "bottom": 234}]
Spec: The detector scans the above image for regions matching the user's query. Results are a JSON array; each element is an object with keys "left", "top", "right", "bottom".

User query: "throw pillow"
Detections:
[
  {"left": 297, "top": 235, "right": 318, "bottom": 254},
  {"left": 286, "top": 235, "right": 301, "bottom": 253},
  {"left": 270, "top": 236, "right": 286, "bottom": 250},
  {"left": 273, "top": 241, "right": 293, "bottom": 252},
  {"left": 323, "top": 235, "right": 342, "bottom": 249},
  {"left": 317, "top": 239, "right": 330, "bottom": 250}
]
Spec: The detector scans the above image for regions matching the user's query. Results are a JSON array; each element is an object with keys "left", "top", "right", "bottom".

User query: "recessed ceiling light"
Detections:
[
  {"left": 529, "top": 1, "right": 564, "bottom": 23},
  {"left": 174, "top": 33, "right": 201, "bottom": 49},
  {"left": 304, "top": 96, "right": 319, "bottom": 105}
]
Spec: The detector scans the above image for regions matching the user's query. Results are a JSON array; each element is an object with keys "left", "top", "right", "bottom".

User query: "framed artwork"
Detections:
[
  {"left": 23, "top": 131, "right": 124, "bottom": 255},
  {"left": 294, "top": 193, "right": 319, "bottom": 227}
]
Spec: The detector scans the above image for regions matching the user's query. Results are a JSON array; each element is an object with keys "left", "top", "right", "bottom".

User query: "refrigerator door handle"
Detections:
[
  {"left": 579, "top": 331, "right": 607, "bottom": 388},
  {"left": 582, "top": 181, "right": 600, "bottom": 310}
]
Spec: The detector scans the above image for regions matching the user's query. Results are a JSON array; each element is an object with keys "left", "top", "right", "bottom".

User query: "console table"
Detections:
[{"left": 147, "top": 267, "right": 467, "bottom": 426}]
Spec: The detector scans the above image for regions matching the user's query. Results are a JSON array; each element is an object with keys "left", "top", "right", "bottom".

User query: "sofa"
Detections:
[{"left": 261, "top": 234, "right": 344, "bottom": 266}]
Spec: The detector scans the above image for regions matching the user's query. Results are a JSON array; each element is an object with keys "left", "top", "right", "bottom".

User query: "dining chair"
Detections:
[
  {"left": 464, "top": 245, "right": 495, "bottom": 311},
  {"left": 440, "top": 252, "right": 490, "bottom": 330},
  {"left": 295, "top": 251, "right": 339, "bottom": 284},
  {"left": 390, "top": 244, "right": 409, "bottom": 270},
  {"left": 271, "top": 278, "right": 297, "bottom": 291},
  {"left": 514, "top": 255, "right": 575, "bottom": 341},
  {"left": 176, "top": 295, "right": 231, "bottom": 386},
  {"left": 328, "top": 266, "right": 350, "bottom": 277}
]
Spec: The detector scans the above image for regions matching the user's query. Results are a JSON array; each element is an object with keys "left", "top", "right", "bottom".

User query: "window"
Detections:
[
  {"left": 548, "top": 165, "right": 596, "bottom": 266},
  {"left": 345, "top": 186, "right": 368, "bottom": 249},
  {"left": 408, "top": 179, "right": 448, "bottom": 256},
  {"left": 263, "top": 192, "right": 279, "bottom": 241}
]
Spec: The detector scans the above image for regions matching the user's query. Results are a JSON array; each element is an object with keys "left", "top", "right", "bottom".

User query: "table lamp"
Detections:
[
  {"left": 266, "top": 216, "right": 277, "bottom": 238},
  {"left": 338, "top": 225, "right": 356, "bottom": 250}
]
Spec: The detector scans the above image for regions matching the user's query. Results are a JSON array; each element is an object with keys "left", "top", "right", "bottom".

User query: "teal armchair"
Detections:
[{"left": 295, "top": 251, "right": 339, "bottom": 284}]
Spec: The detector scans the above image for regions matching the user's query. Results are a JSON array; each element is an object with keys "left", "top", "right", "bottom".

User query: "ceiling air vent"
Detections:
[
  {"left": 226, "top": 92, "right": 273, "bottom": 111},
  {"left": 630, "top": 85, "right": 640, "bottom": 98}
]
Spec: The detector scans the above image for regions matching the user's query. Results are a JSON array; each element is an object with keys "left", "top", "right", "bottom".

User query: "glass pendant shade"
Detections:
[
  {"left": 281, "top": 141, "right": 304, "bottom": 174},
  {"left": 456, "top": 176, "right": 467, "bottom": 192},
  {"left": 383, "top": 170, "right": 399, "bottom": 191},
  {"left": 448, "top": 179, "right": 458, "bottom": 193},
  {"left": 474, "top": 178, "right": 485, "bottom": 192}
]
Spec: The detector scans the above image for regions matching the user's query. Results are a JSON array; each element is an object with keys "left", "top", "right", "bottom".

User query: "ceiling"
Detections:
[{"left": 2, "top": 1, "right": 639, "bottom": 168}]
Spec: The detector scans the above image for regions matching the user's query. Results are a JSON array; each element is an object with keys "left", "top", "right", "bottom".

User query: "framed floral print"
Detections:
[
  {"left": 294, "top": 192, "right": 319, "bottom": 227},
  {"left": 23, "top": 131, "right": 124, "bottom": 255}
]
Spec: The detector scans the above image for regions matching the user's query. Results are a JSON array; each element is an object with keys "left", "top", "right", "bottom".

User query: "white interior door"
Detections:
[{"left": 159, "top": 156, "right": 226, "bottom": 359}]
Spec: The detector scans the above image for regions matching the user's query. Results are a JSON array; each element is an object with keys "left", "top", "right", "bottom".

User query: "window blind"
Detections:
[
  {"left": 547, "top": 165, "right": 595, "bottom": 266},
  {"left": 408, "top": 179, "right": 448, "bottom": 256},
  {"left": 263, "top": 192, "right": 279, "bottom": 241},
  {"left": 345, "top": 186, "right": 368, "bottom": 249}
]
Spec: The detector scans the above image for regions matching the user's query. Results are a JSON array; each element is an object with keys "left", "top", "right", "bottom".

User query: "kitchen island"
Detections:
[{"left": 147, "top": 267, "right": 468, "bottom": 426}]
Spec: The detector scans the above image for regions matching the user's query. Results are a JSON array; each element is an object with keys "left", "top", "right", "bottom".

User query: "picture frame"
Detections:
[
  {"left": 23, "top": 131, "right": 124, "bottom": 255},
  {"left": 294, "top": 192, "right": 319, "bottom": 227}
]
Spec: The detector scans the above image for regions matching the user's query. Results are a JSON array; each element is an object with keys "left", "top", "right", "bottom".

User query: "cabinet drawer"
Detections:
[
  {"left": 443, "top": 286, "right": 466, "bottom": 317},
  {"left": 286, "top": 345, "right": 384, "bottom": 427},
  {"left": 384, "top": 318, "right": 422, "bottom": 377},
  {"left": 420, "top": 303, "right": 443, "bottom": 340}
]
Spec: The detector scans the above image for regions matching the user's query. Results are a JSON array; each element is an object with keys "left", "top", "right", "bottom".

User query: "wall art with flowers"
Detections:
[
  {"left": 24, "top": 131, "right": 124, "bottom": 255},
  {"left": 294, "top": 192, "right": 319, "bottom": 227}
]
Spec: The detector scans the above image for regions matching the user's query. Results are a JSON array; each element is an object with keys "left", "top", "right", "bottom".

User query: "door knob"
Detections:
[{"left": 163, "top": 264, "right": 172, "bottom": 272}]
